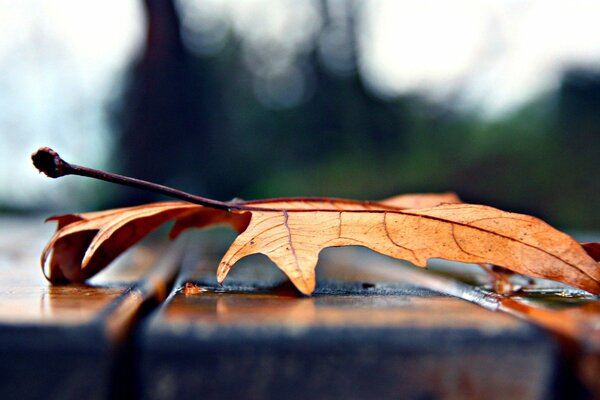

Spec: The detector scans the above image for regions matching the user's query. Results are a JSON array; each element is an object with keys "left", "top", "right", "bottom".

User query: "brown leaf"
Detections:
[
  {"left": 42, "top": 202, "right": 241, "bottom": 283},
  {"left": 43, "top": 194, "right": 438, "bottom": 282},
  {"left": 240, "top": 192, "right": 461, "bottom": 210},
  {"left": 42, "top": 195, "right": 600, "bottom": 296},
  {"left": 217, "top": 203, "right": 600, "bottom": 295}
]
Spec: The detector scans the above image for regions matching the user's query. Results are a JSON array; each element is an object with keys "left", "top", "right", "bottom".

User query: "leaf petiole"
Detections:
[{"left": 31, "top": 147, "right": 235, "bottom": 211}]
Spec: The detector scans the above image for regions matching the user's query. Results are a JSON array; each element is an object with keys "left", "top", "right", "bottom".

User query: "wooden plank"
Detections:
[
  {"left": 138, "top": 242, "right": 557, "bottom": 400},
  {"left": 3, "top": 219, "right": 596, "bottom": 398},
  {"left": 321, "top": 249, "right": 600, "bottom": 398},
  {"left": 0, "top": 217, "right": 183, "bottom": 400}
]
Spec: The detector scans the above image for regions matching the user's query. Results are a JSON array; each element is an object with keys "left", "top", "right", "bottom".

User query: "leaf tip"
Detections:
[
  {"left": 289, "top": 274, "right": 316, "bottom": 296},
  {"left": 216, "top": 261, "right": 231, "bottom": 284}
]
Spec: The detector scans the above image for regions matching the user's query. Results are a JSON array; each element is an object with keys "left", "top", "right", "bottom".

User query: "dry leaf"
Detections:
[
  {"left": 216, "top": 203, "right": 600, "bottom": 294},
  {"left": 42, "top": 194, "right": 442, "bottom": 282},
  {"left": 42, "top": 202, "right": 239, "bottom": 282},
  {"left": 42, "top": 194, "right": 600, "bottom": 296}
]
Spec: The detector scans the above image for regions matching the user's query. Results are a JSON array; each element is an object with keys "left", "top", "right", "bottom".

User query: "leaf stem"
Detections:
[{"left": 31, "top": 147, "right": 235, "bottom": 211}]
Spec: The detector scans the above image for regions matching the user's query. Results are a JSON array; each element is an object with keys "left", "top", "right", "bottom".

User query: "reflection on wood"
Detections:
[
  {"left": 163, "top": 288, "right": 524, "bottom": 331},
  {"left": 138, "top": 247, "right": 554, "bottom": 400}
]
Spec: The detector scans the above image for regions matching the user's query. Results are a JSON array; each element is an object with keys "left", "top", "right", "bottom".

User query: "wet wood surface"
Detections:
[
  {"left": 1, "top": 221, "right": 599, "bottom": 399},
  {"left": 0, "top": 218, "right": 157, "bottom": 324},
  {"left": 0, "top": 217, "right": 183, "bottom": 400},
  {"left": 137, "top": 239, "right": 557, "bottom": 400}
]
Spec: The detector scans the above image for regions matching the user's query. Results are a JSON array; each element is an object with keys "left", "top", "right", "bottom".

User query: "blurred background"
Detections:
[{"left": 1, "top": 0, "right": 599, "bottom": 229}]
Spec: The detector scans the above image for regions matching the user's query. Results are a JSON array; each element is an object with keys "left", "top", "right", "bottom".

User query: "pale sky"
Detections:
[
  {"left": 2, "top": 0, "right": 600, "bottom": 208},
  {"left": 361, "top": 0, "right": 600, "bottom": 114}
]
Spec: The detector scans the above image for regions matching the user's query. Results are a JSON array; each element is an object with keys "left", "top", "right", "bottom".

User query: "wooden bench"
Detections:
[{"left": 0, "top": 219, "right": 598, "bottom": 399}]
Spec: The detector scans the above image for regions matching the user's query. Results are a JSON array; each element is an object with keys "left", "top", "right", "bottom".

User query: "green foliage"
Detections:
[{"left": 252, "top": 97, "right": 598, "bottom": 229}]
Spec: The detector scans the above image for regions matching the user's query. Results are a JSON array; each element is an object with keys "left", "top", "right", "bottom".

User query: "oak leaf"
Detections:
[
  {"left": 42, "top": 195, "right": 600, "bottom": 296},
  {"left": 42, "top": 202, "right": 200, "bottom": 282},
  {"left": 41, "top": 193, "right": 454, "bottom": 283}
]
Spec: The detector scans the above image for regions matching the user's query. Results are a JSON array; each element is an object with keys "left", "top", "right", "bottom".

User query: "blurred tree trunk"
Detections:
[
  {"left": 298, "top": 0, "right": 405, "bottom": 157},
  {"left": 115, "top": 0, "right": 214, "bottom": 205}
]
